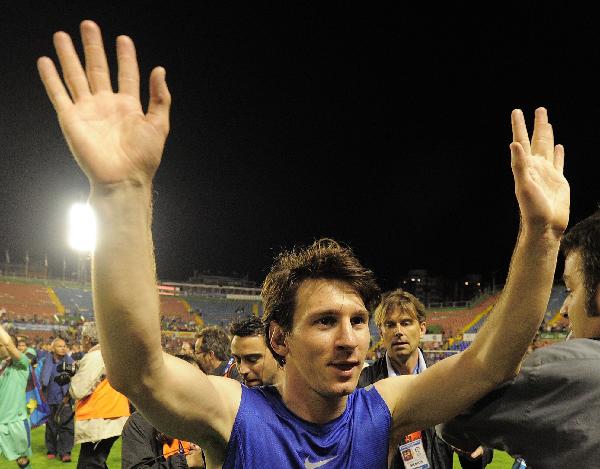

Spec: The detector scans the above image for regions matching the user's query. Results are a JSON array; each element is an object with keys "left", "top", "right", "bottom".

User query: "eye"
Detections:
[
  {"left": 316, "top": 316, "right": 336, "bottom": 327},
  {"left": 385, "top": 321, "right": 395, "bottom": 328},
  {"left": 401, "top": 320, "right": 414, "bottom": 327},
  {"left": 351, "top": 315, "right": 367, "bottom": 326}
]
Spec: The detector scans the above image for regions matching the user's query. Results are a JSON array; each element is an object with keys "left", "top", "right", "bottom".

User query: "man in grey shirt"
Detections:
[{"left": 437, "top": 211, "right": 600, "bottom": 469}]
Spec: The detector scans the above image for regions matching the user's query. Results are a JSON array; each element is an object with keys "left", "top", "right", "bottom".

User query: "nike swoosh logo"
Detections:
[{"left": 304, "top": 456, "right": 337, "bottom": 469}]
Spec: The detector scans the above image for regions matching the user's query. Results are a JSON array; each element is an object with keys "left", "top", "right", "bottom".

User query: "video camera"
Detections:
[{"left": 54, "top": 362, "right": 78, "bottom": 386}]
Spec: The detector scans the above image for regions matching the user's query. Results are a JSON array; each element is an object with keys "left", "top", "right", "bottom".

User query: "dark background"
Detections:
[{"left": 1, "top": 2, "right": 598, "bottom": 291}]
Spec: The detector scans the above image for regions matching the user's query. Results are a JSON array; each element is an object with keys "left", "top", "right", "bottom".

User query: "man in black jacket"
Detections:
[{"left": 359, "top": 289, "right": 492, "bottom": 468}]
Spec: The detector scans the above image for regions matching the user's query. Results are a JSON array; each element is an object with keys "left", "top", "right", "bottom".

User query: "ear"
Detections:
[
  {"left": 419, "top": 321, "right": 427, "bottom": 339},
  {"left": 269, "top": 321, "right": 289, "bottom": 359}
]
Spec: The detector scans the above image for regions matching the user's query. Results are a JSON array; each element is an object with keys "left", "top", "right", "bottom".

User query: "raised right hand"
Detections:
[{"left": 37, "top": 20, "right": 170, "bottom": 187}]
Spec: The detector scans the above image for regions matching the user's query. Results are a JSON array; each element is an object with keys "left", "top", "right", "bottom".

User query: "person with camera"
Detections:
[
  {"left": 69, "top": 322, "right": 130, "bottom": 468},
  {"left": 40, "top": 337, "right": 75, "bottom": 462}
]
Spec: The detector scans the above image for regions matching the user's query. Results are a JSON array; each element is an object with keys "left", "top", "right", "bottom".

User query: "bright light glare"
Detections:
[{"left": 68, "top": 203, "right": 96, "bottom": 252}]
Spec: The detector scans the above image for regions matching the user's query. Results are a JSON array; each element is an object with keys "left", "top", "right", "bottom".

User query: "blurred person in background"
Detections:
[
  {"left": 194, "top": 326, "right": 239, "bottom": 380},
  {"left": 41, "top": 337, "right": 74, "bottom": 462},
  {"left": 69, "top": 322, "right": 130, "bottom": 468},
  {"left": 179, "top": 341, "right": 193, "bottom": 356},
  {"left": 121, "top": 354, "right": 205, "bottom": 469},
  {"left": 0, "top": 323, "right": 32, "bottom": 469},
  {"left": 229, "top": 317, "right": 283, "bottom": 387}
]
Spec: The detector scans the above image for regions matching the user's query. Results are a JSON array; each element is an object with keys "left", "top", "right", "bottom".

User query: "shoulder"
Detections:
[
  {"left": 358, "top": 356, "right": 387, "bottom": 387},
  {"left": 522, "top": 339, "right": 600, "bottom": 371}
]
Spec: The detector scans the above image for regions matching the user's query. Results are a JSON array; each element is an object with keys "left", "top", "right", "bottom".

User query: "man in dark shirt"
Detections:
[
  {"left": 40, "top": 338, "right": 74, "bottom": 462},
  {"left": 359, "top": 290, "right": 492, "bottom": 468},
  {"left": 437, "top": 212, "right": 600, "bottom": 468},
  {"left": 121, "top": 354, "right": 204, "bottom": 468},
  {"left": 194, "top": 326, "right": 239, "bottom": 380}
]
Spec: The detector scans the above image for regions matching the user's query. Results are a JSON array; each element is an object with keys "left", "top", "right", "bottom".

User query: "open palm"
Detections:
[
  {"left": 510, "top": 108, "right": 569, "bottom": 234},
  {"left": 38, "top": 21, "right": 170, "bottom": 186}
]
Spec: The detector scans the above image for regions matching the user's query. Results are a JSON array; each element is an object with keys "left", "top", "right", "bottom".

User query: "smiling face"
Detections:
[
  {"left": 231, "top": 334, "right": 280, "bottom": 387},
  {"left": 380, "top": 305, "right": 426, "bottom": 370},
  {"left": 273, "top": 279, "right": 371, "bottom": 399},
  {"left": 562, "top": 250, "right": 600, "bottom": 338}
]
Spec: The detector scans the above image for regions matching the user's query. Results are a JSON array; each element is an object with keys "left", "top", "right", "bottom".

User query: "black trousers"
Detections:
[
  {"left": 45, "top": 403, "right": 75, "bottom": 456},
  {"left": 76, "top": 436, "right": 119, "bottom": 469}
]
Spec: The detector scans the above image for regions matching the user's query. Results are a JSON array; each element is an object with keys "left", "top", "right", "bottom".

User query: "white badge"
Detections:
[{"left": 399, "top": 438, "right": 430, "bottom": 469}]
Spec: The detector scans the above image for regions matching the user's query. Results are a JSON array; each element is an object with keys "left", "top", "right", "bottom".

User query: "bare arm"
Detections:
[
  {"left": 0, "top": 323, "right": 22, "bottom": 362},
  {"left": 37, "top": 21, "right": 240, "bottom": 450},
  {"left": 377, "top": 107, "right": 569, "bottom": 436}
]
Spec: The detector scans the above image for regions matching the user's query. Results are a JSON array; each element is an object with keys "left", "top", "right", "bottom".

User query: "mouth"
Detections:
[
  {"left": 329, "top": 361, "right": 360, "bottom": 377},
  {"left": 392, "top": 341, "right": 409, "bottom": 348},
  {"left": 244, "top": 379, "right": 262, "bottom": 387}
]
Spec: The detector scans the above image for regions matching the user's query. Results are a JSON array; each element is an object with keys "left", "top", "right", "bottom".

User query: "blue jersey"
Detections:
[{"left": 223, "top": 384, "right": 391, "bottom": 468}]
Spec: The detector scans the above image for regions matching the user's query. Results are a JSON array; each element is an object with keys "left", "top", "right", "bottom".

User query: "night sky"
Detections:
[{"left": 1, "top": 2, "right": 599, "bottom": 290}]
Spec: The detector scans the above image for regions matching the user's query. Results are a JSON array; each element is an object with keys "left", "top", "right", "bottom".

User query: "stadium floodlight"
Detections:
[{"left": 68, "top": 203, "right": 97, "bottom": 252}]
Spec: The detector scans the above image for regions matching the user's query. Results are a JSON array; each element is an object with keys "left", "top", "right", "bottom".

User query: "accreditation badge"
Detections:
[{"left": 399, "top": 431, "right": 430, "bottom": 469}]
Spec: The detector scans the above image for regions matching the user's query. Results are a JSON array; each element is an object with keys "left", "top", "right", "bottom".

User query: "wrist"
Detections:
[
  {"left": 519, "top": 223, "right": 564, "bottom": 244},
  {"left": 90, "top": 179, "right": 153, "bottom": 199}
]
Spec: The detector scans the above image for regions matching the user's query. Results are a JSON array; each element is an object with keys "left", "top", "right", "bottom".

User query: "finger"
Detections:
[
  {"left": 146, "top": 67, "right": 171, "bottom": 137},
  {"left": 531, "top": 107, "right": 554, "bottom": 161},
  {"left": 117, "top": 35, "right": 140, "bottom": 100},
  {"left": 511, "top": 109, "right": 531, "bottom": 156},
  {"left": 53, "top": 31, "right": 91, "bottom": 100},
  {"left": 510, "top": 142, "right": 530, "bottom": 185},
  {"left": 37, "top": 57, "right": 74, "bottom": 114},
  {"left": 80, "top": 20, "right": 112, "bottom": 93},
  {"left": 553, "top": 144, "right": 565, "bottom": 173}
]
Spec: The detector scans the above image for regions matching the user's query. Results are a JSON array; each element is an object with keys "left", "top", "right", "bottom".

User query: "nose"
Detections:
[
  {"left": 238, "top": 361, "right": 251, "bottom": 376},
  {"left": 335, "top": 319, "right": 358, "bottom": 350},
  {"left": 561, "top": 297, "right": 570, "bottom": 319}
]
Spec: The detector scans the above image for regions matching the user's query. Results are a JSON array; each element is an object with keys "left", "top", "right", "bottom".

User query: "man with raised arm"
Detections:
[{"left": 37, "top": 21, "right": 569, "bottom": 468}]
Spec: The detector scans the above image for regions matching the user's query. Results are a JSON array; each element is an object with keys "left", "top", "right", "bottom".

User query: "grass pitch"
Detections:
[{"left": 0, "top": 425, "right": 516, "bottom": 468}]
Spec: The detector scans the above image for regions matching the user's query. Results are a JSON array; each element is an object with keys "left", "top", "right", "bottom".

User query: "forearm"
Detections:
[
  {"left": 6, "top": 343, "right": 23, "bottom": 362},
  {"left": 90, "top": 181, "right": 163, "bottom": 393},
  {"left": 468, "top": 224, "right": 561, "bottom": 383}
]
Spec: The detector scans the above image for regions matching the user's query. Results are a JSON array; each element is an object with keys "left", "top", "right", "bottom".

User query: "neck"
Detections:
[
  {"left": 280, "top": 366, "right": 348, "bottom": 424},
  {"left": 388, "top": 349, "right": 420, "bottom": 375}
]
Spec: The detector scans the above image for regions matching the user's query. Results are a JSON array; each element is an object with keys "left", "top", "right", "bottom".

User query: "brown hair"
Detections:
[
  {"left": 262, "top": 238, "right": 380, "bottom": 365},
  {"left": 561, "top": 210, "right": 600, "bottom": 317},
  {"left": 374, "top": 289, "right": 426, "bottom": 329},
  {"left": 196, "top": 326, "right": 231, "bottom": 361}
]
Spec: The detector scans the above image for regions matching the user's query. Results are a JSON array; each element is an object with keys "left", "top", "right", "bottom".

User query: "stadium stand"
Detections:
[
  {"left": 53, "top": 286, "right": 94, "bottom": 319},
  {"left": 186, "top": 296, "right": 262, "bottom": 327},
  {"left": 160, "top": 296, "right": 193, "bottom": 321},
  {"left": 0, "top": 281, "right": 59, "bottom": 320}
]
